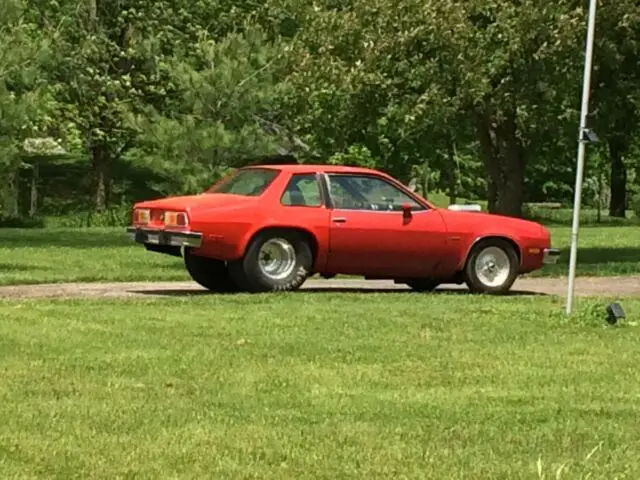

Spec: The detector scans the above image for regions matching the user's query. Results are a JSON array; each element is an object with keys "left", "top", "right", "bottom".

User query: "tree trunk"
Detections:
[
  {"left": 608, "top": 137, "right": 627, "bottom": 218},
  {"left": 3, "top": 169, "right": 20, "bottom": 218},
  {"left": 476, "top": 109, "right": 526, "bottom": 217},
  {"left": 87, "top": 1, "right": 111, "bottom": 214},
  {"left": 92, "top": 145, "right": 110, "bottom": 212},
  {"left": 495, "top": 112, "right": 525, "bottom": 217},
  {"left": 486, "top": 179, "right": 497, "bottom": 213},
  {"left": 29, "top": 161, "right": 38, "bottom": 217},
  {"left": 496, "top": 164, "right": 525, "bottom": 217}
]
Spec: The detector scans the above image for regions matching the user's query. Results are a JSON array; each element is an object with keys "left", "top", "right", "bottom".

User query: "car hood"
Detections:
[
  {"left": 134, "top": 193, "right": 258, "bottom": 212},
  {"left": 439, "top": 209, "right": 545, "bottom": 237}
]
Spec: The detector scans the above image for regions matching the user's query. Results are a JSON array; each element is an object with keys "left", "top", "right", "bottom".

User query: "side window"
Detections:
[
  {"left": 327, "top": 174, "right": 425, "bottom": 211},
  {"left": 280, "top": 174, "right": 323, "bottom": 207},
  {"left": 208, "top": 168, "right": 279, "bottom": 197}
]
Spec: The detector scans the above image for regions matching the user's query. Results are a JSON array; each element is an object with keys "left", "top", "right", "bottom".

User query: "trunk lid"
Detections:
[{"left": 135, "top": 193, "right": 258, "bottom": 212}]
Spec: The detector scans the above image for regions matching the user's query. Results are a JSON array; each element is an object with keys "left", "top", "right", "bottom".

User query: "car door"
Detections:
[{"left": 324, "top": 173, "right": 449, "bottom": 277}]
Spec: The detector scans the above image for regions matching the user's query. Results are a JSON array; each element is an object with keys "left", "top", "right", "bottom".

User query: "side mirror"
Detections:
[{"left": 402, "top": 203, "right": 412, "bottom": 219}]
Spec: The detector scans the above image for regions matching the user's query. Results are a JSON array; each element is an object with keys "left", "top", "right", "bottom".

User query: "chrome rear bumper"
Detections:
[
  {"left": 126, "top": 227, "right": 202, "bottom": 248},
  {"left": 543, "top": 248, "right": 561, "bottom": 265}
]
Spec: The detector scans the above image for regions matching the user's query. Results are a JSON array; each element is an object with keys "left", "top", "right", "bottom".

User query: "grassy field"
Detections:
[
  {"left": 0, "top": 227, "right": 187, "bottom": 285},
  {"left": 1, "top": 293, "right": 639, "bottom": 478},
  {"left": 0, "top": 220, "right": 638, "bottom": 286}
]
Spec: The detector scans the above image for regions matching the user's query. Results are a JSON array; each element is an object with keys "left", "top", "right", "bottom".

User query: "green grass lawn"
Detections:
[
  {"left": 530, "top": 225, "right": 640, "bottom": 277},
  {"left": 0, "top": 222, "right": 637, "bottom": 286},
  {"left": 0, "top": 227, "right": 188, "bottom": 285},
  {"left": 1, "top": 293, "right": 639, "bottom": 478}
]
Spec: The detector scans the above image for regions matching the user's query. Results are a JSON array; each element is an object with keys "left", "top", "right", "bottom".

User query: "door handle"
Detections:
[{"left": 332, "top": 217, "right": 347, "bottom": 223}]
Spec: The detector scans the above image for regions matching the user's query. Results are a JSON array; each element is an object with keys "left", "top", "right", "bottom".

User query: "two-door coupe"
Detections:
[{"left": 127, "top": 164, "right": 560, "bottom": 294}]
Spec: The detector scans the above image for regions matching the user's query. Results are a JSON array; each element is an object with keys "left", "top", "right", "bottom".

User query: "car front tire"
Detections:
[
  {"left": 228, "top": 230, "right": 313, "bottom": 293},
  {"left": 463, "top": 239, "right": 519, "bottom": 295},
  {"left": 184, "top": 248, "right": 240, "bottom": 293}
]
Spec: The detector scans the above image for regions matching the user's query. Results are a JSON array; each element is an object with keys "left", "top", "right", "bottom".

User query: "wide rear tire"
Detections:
[
  {"left": 228, "top": 230, "right": 313, "bottom": 293},
  {"left": 184, "top": 248, "right": 240, "bottom": 293},
  {"left": 464, "top": 239, "right": 519, "bottom": 294},
  {"left": 405, "top": 278, "right": 441, "bottom": 292}
]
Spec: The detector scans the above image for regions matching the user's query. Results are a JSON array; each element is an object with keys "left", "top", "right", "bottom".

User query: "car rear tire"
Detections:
[
  {"left": 228, "top": 230, "right": 313, "bottom": 293},
  {"left": 184, "top": 248, "right": 240, "bottom": 293},
  {"left": 464, "top": 239, "right": 519, "bottom": 294},
  {"left": 405, "top": 278, "right": 440, "bottom": 292}
]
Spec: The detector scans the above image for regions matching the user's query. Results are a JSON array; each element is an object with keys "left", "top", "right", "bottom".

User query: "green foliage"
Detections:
[
  {"left": 51, "top": 206, "right": 133, "bottom": 228},
  {"left": 327, "top": 144, "right": 377, "bottom": 168},
  {"left": 126, "top": 26, "right": 294, "bottom": 194},
  {"left": 0, "top": 0, "right": 55, "bottom": 176},
  {"left": 631, "top": 193, "right": 640, "bottom": 219},
  {"left": 0, "top": 0, "right": 639, "bottom": 221}
]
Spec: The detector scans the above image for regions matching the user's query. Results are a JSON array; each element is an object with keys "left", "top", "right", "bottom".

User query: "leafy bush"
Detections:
[
  {"left": 0, "top": 215, "right": 46, "bottom": 229},
  {"left": 51, "top": 204, "right": 132, "bottom": 228}
]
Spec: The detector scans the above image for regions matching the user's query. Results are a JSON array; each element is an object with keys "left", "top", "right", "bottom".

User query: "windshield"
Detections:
[{"left": 207, "top": 168, "right": 280, "bottom": 196}]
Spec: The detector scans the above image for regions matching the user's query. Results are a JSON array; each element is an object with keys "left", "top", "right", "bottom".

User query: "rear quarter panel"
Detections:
[
  {"left": 190, "top": 170, "right": 332, "bottom": 270},
  {"left": 189, "top": 203, "right": 263, "bottom": 260}
]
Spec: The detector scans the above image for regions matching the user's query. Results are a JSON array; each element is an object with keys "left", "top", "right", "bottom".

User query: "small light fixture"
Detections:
[
  {"left": 581, "top": 127, "right": 600, "bottom": 143},
  {"left": 606, "top": 303, "right": 625, "bottom": 325}
]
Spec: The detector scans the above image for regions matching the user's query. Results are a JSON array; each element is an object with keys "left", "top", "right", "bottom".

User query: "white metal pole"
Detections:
[{"left": 566, "top": 0, "right": 598, "bottom": 315}]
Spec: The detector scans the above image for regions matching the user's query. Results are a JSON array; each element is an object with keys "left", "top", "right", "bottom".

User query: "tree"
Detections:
[
  {"left": 589, "top": 1, "right": 640, "bottom": 217},
  {"left": 278, "top": 1, "right": 456, "bottom": 181},
  {"left": 0, "top": 0, "right": 55, "bottom": 218},
  {"left": 33, "top": 0, "right": 295, "bottom": 210},
  {"left": 4, "top": 0, "right": 637, "bottom": 220},
  {"left": 436, "top": 1, "right": 590, "bottom": 216},
  {"left": 126, "top": 26, "right": 295, "bottom": 195},
  {"left": 36, "top": 0, "right": 182, "bottom": 211},
  {"left": 281, "top": 0, "right": 588, "bottom": 216}
]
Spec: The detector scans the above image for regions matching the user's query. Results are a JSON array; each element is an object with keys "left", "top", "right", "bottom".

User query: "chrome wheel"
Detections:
[
  {"left": 258, "top": 237, "right": 297, "bottom": 281},
  {"left": 473, "top": 246, "right": 511, "bottom": 288}
]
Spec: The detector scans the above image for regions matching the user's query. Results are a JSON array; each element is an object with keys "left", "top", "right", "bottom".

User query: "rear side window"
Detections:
[
  {"left": 208, "top": 168, "right": 280, "bottom": 196},
  {"left": 281, "top": 174, "right": 323, "bottom": 207}
]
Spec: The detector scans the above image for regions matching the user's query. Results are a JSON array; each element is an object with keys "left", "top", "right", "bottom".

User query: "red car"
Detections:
[{"left": 127, "top": 164, "right": 560, "bottom": 294}]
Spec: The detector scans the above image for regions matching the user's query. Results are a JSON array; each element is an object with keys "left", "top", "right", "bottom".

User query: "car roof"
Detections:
[
  {"left": 239, "top": 163, "right": 437, "bottom": 209},
  {"left": 241, "top": 164, "right": 383, "bottom": 175}
]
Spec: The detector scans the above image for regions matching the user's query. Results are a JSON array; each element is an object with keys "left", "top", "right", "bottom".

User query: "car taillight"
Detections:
[
  {"left": 133, "top": 208, "right": 150, "bottom": 224},
  {"left": 163, "top": 211, "right": 188, "bottom": 227}
]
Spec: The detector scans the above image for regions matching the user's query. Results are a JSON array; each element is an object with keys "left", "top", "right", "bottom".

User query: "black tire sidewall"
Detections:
[
  {"left": 406, "top": 278, "right": 440, "bottom": 292},
  {"left": 464, "top": 239, "right": 519, "bottom": 294},
  {"left": 230, "top": 230, "right": 313, "bottom": 292},
  {"left": 184, "top": 248, "right": 239, "bottom": 293}
]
